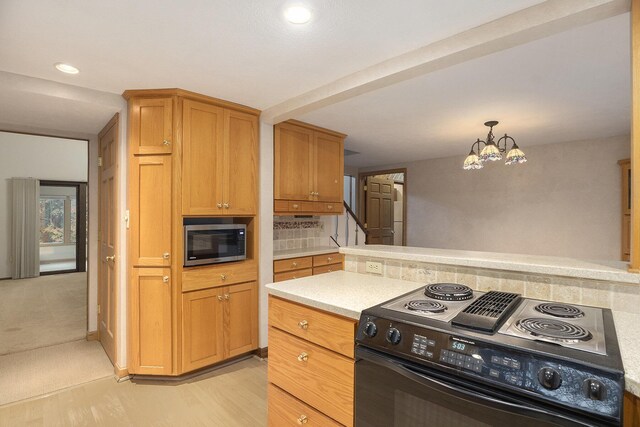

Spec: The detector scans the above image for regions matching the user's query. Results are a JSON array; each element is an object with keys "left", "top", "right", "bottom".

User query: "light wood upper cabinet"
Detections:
[
  {"left": 274, "top": 120, "right": 345, "bottom": 215},
  {"left": 130, "top": 268, "right": 172, "bottom": 375},
  {"left": 225, "top": 281, "right": 258, "bottom": 357},
  {"left": 223, "top": 110, "right": 258, "bottom": 215},
  {"left": 182, "top": 102, "right": 258, "bottom": 216},
  {"left": 130, "top": 97, "right": 173, "bottom": 155},
  {"left": 182, "top": 99, "right": 225, "bottom": 215},
  {"left": 130, "top": 155, "right": 172, "bottom": 267}
]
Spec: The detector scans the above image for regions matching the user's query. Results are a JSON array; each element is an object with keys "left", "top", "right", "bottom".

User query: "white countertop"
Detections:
[
  {"left": 273, "top": 246, "right": 340, "bottom": 261},
  {"left": 267, "top": 270, "right": 640, "bottom": 397},
  {"left": 341, "top": 245, "right": 640, "bottom": 284},
  {"left": 266, "top": 270, "right": 423, "bottom": 319}
]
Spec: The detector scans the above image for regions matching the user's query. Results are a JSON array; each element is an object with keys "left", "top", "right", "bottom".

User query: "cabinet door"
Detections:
[
  {"left": 314, "top": 132, "right": 344, "bottom": 202},
  {"left": 130, "top": 155, "right": 172, "bottom": 267},
  {"left": 130, "top": 268, "right": 172, "bottom": 375},
  {"left": 182, "top": 99, "right": 224, "bottom": 215},
  {"left": 224, "top": 281, "right": 258, "bottom": 358},
  {"left": 182, "top": 288, "right": 225, "bottom": 373},
  {"left": 275, "top": 123, "right": 314, "bottom": 201},
  {"left": 223, "top": 109, "right": 258, "bottom": 215},
  {"left": 130, "top": 97, "right": 173, "bottom": 155}
]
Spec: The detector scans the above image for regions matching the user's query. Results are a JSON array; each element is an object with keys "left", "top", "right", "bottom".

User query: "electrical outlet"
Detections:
[{"left": 366, "top": 261, "right": 383, "bottom": 275}]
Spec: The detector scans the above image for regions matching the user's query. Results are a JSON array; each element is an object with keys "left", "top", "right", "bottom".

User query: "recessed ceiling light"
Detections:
[
  {"left": 54, "top": 63, "right": 79, "bottom": 74},
  {"left": 284, "top": 6, "right": 311, "bottom": 24}
]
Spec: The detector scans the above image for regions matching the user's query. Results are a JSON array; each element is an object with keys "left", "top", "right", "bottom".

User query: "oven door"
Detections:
[{"left": 356, "top": 347, "right": 615, "bottom": 427}]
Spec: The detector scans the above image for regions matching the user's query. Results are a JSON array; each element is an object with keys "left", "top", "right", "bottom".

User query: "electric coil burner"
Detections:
[
  {"left": 405, "top": 300, "right": 447, "bottom": 314},
  {"left": 515, "top": 317, "right": 593, "bottom": 343},
  {"left": 424, "top": 283, "right": 473, "bottom": 301},
  {"left": 535, "top": 302, "right": 585, "bottom": 318}
]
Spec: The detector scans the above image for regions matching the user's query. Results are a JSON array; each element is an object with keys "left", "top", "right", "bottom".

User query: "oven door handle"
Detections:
[{"left": 358, "top": 348, "right": 594, "bottom": 426}]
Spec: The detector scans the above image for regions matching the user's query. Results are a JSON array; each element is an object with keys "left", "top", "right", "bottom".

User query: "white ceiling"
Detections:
[
  {"left": 298, "top": 13, "right": 631, "bottom": 167},
  {"left": 0, "top": 0, "right": 630, "bottom": 166}
]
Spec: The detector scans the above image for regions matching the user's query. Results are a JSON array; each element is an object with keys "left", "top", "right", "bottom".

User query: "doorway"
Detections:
[
  {"left": 358, "top": 169, "right": 407, "bottom": 246},
  {"left": 39, "top": 181, "right": 87, "bottom": 275}
]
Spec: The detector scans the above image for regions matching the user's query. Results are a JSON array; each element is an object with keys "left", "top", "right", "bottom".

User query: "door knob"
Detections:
[{"left": 105, "top": 255, "right": 115, "bottom": 262}]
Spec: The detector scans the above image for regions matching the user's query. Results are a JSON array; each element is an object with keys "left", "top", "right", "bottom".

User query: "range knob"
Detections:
[
  {"left": 363, "top": 321, "right": 378, "bottom": 338},
  {"left": 537, "top": 367, "right": 562, "bottom": 390},
  {"left": 583, "top": 379, "right": 605, "bottom": 401},
  {"left": 386, "top": 328, "right": 402, "bottom": 345}
]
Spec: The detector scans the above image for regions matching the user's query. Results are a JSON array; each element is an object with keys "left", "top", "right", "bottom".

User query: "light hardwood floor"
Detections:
[{"left": 0, "top": 356, "right": 268, "bottom": 426}]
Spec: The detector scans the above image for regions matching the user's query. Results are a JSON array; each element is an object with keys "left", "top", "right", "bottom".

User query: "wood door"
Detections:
[
  {"left": 274, "top": 122, "right": 314, "bottom": 201},
  {"left": 313, "top": 132, "right": 344, "bottom": 202},
  {"left": 130, "top": 97, "right": 173, "bottom": 155},
  {"left": 130, "top": 155, "right": 172, "bottom": 267},
  {"left": 182, "top": 99, "right": 224, "bottom": 215},
  {"left": 223, "top": 109, "right": 258, "bottom": 215},
  {"left": 98, "top": 114, "right": 118, "bottom": 365},
  {"left": 224, "top": 281, "right": 258, "bottom": 358},
  {"left": 365, "top": 176, "right": 394, "bottom": 245},
  {"left": 181, "top": 288, "right": 225, "bottom": 372},
  {"left": 130, "top": 268, "right": 172, "bottom": 375}
]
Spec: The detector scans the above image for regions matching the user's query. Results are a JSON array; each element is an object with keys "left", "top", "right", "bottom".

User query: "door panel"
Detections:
[
  {"left": 130, "top": 155, "right": 172, "bottom": 267},
  {"left": 225, "top": 281, "right": 258, "bottom": 357},
  {"left": 275, "top": 123, "right": 314, "bottom": 201},
  {"left": 130, "top": 268, "right": 172, "bottom": 375},
  {"left": 223, "top": 109, "right": 258, "bottom": 215},
  {"left": 131, "top": 97, "right": 173, "bottom": 155},
  {"left": 182, "top": 99, "right": 224, "bottom": 215},
  {"left": 366, "top": 176, "right": 395, "bottom": 245},
  {"left": 182, "top": 288, "right": 224, "bottom": 372},
  {"left": 314, "top": 132, "right": 343, "bottom": 202},
  {"left": 98, "top": 115, "right": 118, "bottom": 365}
]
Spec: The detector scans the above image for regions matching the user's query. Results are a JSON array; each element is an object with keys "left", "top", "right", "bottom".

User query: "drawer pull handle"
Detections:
[
  {"left": 297, "top": 415, "right": 308, "bottom": 425},
  {"left": 220, "top": 274, "right": 227, "bottom": 280},
  {"left": 297, "top": 352, "right": 308, "bottom": 362},
  {"left": 298, "top": 320, "right": 308, "bottom": 330},
  {"left": 292, "top": 261, "right": 298, "bottom": 267}
]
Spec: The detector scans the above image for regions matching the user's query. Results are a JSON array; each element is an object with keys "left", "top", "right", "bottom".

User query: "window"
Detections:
[{"left": 39, "top": 195, "right": 76, "bottom": 245}]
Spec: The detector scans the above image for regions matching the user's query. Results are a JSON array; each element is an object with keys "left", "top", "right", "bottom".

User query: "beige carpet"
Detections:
[
  {"left": 0, "top": 340, "right": 113, "bottom": 406},
  {"left": 0, "top": 272, "right": 87, "bottom": 355}
]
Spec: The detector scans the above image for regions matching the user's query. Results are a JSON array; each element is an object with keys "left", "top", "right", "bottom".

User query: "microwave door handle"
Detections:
[{"left": 357, "top": 348, "right": 593, "bottom": 426}]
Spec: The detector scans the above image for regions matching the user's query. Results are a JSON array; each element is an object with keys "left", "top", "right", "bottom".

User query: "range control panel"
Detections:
[{"left": 356, "top": 316, "right": 623, "bottom": 420}]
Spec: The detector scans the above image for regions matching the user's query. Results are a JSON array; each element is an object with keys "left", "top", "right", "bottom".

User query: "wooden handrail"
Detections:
[{"left": 343, "top": 201, "right": 367, "bottom": 235}]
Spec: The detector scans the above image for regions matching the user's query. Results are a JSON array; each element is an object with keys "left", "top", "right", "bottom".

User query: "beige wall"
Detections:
[{"left": 361, "top": 134, "right": 630, "bottom": 261}]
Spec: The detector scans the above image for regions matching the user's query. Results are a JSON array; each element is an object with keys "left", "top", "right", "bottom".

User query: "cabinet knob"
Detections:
[
  {"left": 292, "top": 204, "right": 299, "bottom": 209},
  {"left": 105, "top": 255, "right": 115, "bottom": 262},
  {"left": 297, "top": 415, "right": 308, "bottom": 425},
  {"left": 327, "top": 205, "right": 333, "bottom": 209},
  {"left": 327, "top": 257, "right": 333, "bottom": 262},
  {"left": 223, "top": 203, "right": 230, "bottom": 209},
  {"left": 163, "top": 252, "right": 170, "bottom": 259},
  {"left": 224, "top": 294, "right": 230, "bottom": 300},
  {"left": 298, "top": 320, "right": 308, "bottom": 330},
  {"left": 162, "top": 139, "right": 171, "bottom": 146},
  {"left": 292, "top": 261, "right": 298, "bottom": 267},
  {"left": 297, "top": 352, "right": 308, "bottom": 362},
  {"left": 162, "top": 276, "right": 169, "bottom": 283},
  {"left": 220, "top": 274, "right": 227, "bottom": 281},
  {"left": 217, "top": 295, "right": 223, "bottom": 301},
  {"left": 216, "top": 203, "right": 223, "bottom": 208},
  {"left": 328, "top": 269, "right": 333, "bottom": 273}
]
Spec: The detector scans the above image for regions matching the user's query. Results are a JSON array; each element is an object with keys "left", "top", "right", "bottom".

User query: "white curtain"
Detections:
[{"left": 11, "top": 178, "right": 40, "bottom": 279}]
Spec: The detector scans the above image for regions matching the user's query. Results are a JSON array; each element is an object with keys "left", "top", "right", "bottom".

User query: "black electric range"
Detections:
[{"left": 355, "top": 283, "right": 625, "bottom": 426}]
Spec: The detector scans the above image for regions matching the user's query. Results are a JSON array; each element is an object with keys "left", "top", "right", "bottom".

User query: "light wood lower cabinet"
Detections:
[
  {"left": 129, "top": 268, "right": 173, "bottom": 375},
  {"left": 626, "top": 391, "right": 640, "bottom": 427},
  {"left": 273, "top": 252, "right": 343, "bottom": 282},
  {"left": 182, "top": 281, "right": 258, "bottom": 372},
  {"left": 268, "top": 295, "right": 357, "bottom": 427}
]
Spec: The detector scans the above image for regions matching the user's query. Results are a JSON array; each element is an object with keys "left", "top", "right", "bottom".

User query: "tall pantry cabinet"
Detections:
[{"left": 124, "top": 89, "right": 260, "bottom": 376}]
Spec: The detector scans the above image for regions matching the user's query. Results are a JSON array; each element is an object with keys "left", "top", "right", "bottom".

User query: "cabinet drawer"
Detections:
[
  {"left": 313, "top": 265, "right": 341, "bottom": 275},
  {"left": 274, "top": 268, "right": 313, "bottom": 283},
  {"left": 268, "top": 383, "right": 342, "bottom": 427},
  {"left": 289, "top": 201, "right": 314, "bottom": 212},
  {"left": 274, "top": 200, "right": 289, "bottom": 213},
  {"left": 321, "top": 202, "right": 343, "bottom": 213},
  {"left": 182, "top": 261, "right": 257, "bottom": 292},
  {"left": 274, "top": 256, "right": 313, "bottom": 273},
  {"left": 312, "top": 253, "right": 343, "bottom": 267},
  {"left": 269, "top": 296, "right": 355, "bottom": 358},
  {"left": 268, "top": 327, "right": 353, "bottom": 427}
]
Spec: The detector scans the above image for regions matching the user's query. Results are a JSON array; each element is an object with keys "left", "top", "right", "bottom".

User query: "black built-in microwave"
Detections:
[{"left": 183, "top": 223, "right": 246, "bottom": 267}]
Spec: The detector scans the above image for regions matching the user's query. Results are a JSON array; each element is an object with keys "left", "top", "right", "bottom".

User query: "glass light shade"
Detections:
[
  {"left": 505, "top": 145, "right": 527, "bottom": 165},
  {"left": 463, "top": 151, "right": 483, "bottom": 170},
  {"left": 479, "top": 142, "right": 502, "bottom": 162}
]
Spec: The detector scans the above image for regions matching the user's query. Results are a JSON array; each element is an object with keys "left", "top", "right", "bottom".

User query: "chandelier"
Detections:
[{"left": 463, "top": 121, "right": 527, "bottom": 170}]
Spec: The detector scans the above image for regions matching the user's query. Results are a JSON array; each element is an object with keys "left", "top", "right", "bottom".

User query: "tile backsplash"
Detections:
[
  {"left": 273, "top": 217, "right": 329, "bottom": 250},
  {"left": 344, "top": 255, "right": 640, "bottom": 314}
]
